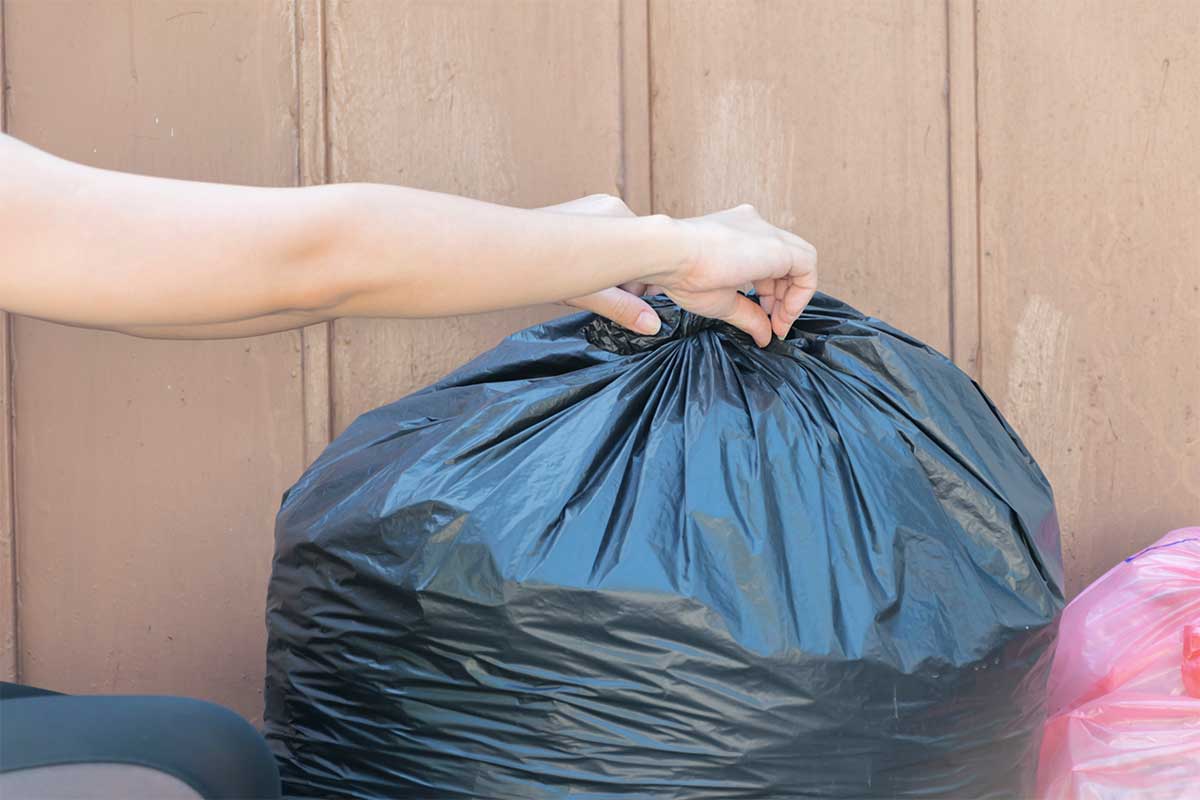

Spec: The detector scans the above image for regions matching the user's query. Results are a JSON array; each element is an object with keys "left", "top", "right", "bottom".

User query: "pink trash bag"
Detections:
[{"left": 1038, "top": 527, "right": 1200, "bottom": 799}]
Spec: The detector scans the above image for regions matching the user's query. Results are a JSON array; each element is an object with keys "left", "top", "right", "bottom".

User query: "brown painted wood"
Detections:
[
  {"left": 325, "top": 0, "right": 628, "bottom": 432},
  {"left": 977, "top": 0, "right": 1200, "bottom": 596},
  {"left": 296, "top": 0, "right": 332, "bottom": 465},
  {"left": 0, "top": 0, "right": 19, "bottom": 683},
  {"left": 0, "top": 314, "right": 13, "bottom": 683},
  {"left": 650, "top": 0, "right": 952, "bottom": 351},
  {"left": 5, "top": 0, "right": 303, "bottom": 720},
  {"left": 0, "top": 295, "right": 14, "bottom": 683},
  {"left": 948, "top": 0, "right": 981, "bottom": 378},
  {"left": 620, "top": 0, "right": 651, "bottom": 215},
  {"left": 301, "top": 324, "right": 332, "bottom": 466}
]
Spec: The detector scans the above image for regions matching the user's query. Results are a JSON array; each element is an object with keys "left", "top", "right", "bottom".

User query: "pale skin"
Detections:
[{"left": 0, "top": 133, "right": 817, "bottom": 346}]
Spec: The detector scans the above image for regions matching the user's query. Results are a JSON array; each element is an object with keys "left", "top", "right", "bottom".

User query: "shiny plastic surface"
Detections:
[
  {"left": 1184, "top": 624, "right": 1200, "bottom": 698},
  {"left": 1038, "top": 528, "right": 1200, "bottom": 799},
  {"left": 265, "top": 293, "right": 1063, "bottom": 798}
]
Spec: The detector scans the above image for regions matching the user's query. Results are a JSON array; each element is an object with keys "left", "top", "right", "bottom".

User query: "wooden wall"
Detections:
[
  {"left": 975, "top": 0, "right": 1200, "bottom": 606},
  {"left": 1, "top": 0, "right": 1196, "bottom": 721},
  {"left": 2, "top": 1, "right": 307, "bottom": 722}
]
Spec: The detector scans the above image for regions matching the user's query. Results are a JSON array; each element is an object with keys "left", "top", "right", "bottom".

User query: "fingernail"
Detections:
[{"left": 635, "top": 310, "right": 661, "bottom": 335}]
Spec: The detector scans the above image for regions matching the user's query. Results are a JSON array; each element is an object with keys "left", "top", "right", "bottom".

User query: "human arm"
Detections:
[{"left": 0, "top": 133, "right": 816, "bottom": 345}]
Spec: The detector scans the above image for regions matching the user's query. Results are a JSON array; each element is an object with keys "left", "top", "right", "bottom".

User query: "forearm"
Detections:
[
  {"left": 1, "top": 134, "right": 687, "bottom": 336},
  {"left": 320, "top": 185, "right": 686, "bottom": 319}
]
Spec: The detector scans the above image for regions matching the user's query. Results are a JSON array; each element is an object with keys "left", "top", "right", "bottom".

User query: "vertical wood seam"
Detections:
[
  {"left": 321, "top": 0, "right": 332, "bottom": 190},
  {"left": 944, "top": 0, "right": 955, "bottom": 360},
  {"left": 645, "top": 0, "right": 654, "bottom": 214},
  {"left": 616, "top": 0, "right": 626, "bottom": 201},
  {"left": 297, "top": 0, "right": 333, "bottom": 466},
  {"left": 0, "top": 0, "right": 4, "bottom": 127},
  {"left": 0, "top": 315, "right": 14, "bottom": 682},
  {"left": 0, "top": 0, "right": 20, "bottom": 683},
  {"left": 320, "top": 0, "right": 334, "bottom": 443},
  {"left": 618, "top": 0, "right": 651, "bottom": 215},
  {"left": 947, "top": 0, "right": 981, "bottom": 380},
  {"left": 972, "top": 0, "right": 982, "bottom": 385}
]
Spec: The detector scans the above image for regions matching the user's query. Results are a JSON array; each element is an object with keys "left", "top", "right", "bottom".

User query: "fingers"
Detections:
[
  {"left": 753, "top": 278, "right": 777, "bottom": 315},
  {"left": 717, "top": 292, "right": 773, "bottom": 348},
  {"left": 794, "top": 244, "right": 818, "bottom": 285},
  {"left": 617, "top": 282, "right": 667, "bottom": 297},
  {"left": 770, "top": 280, "right": 817, "bottom": 339},
  {"left": 768, "top": 233, "right": 817, "bottom": 337},
  {"left": 779, "top": 230, "right": 817, "bottom": 261},
  {"left": 567, "top": 287, "right": 661, "bottom": 335}
]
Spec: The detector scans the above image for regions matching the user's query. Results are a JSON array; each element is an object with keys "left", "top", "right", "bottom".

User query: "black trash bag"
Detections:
[{"left": 265, "top": 293, "right": 1063, "bottom": 799}]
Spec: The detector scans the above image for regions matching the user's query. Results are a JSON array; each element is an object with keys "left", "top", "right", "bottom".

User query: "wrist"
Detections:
[{"left": 638, "top": 213, "right": 694, "bottom": 288}]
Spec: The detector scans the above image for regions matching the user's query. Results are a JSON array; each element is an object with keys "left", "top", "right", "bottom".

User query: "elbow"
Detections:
[{"left": 273, "top": 183, "right": 362, "bottom": 317}]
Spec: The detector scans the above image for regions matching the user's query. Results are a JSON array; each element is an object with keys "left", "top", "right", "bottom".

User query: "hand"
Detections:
[
  {"left": 542, "top": 194, "right": 666, "bottom": 336},
  {"left": 543, "top": 196, "right": 818, "bottom": 347},
  {"left": 663, "top": 204, "right": 818, "bottom": 347}
]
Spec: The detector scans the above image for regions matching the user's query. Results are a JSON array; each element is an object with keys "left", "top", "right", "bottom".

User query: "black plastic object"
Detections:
[{"left": 264, "top": 293, "right": 1064, "bottom": 799}]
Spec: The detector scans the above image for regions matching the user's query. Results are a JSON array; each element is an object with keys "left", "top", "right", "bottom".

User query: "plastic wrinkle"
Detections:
[{"left": 1124, "top": 537, "right": 1200, "bottom": 563}]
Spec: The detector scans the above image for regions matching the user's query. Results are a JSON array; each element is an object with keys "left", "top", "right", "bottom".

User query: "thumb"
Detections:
[{"left": 567, "top": 287, "right": 661, "bottom": 335}]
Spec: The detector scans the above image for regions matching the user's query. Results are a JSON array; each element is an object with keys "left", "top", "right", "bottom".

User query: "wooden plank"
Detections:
[
  {"left": 296, "top": 0, "right": 332, "bottom": 465},
  {"left": 4, "top": 0, "right": 303, "bottom": 721},
  {"left": 301, "top": 325, "right": 331, "bottom": 466},
  {"left": 650, "top": 0, "right": 952, "bottom": 351},
  {"left": 947, "top": 0, "right": 981, "bottom": 379},
  {"left": 0, "top": 314, "right": 13, "bottom": 683},
  {"left": 977, "top": 0, "right": 1200, "bottom": 596},
  {"left": 620, "top": 0, "right": 651, "bottom": 215},
  {"left": 326, "top": 0, "right": 625, "bottom": 432},
  {"left": 0, "top": 0, "right": 18, "bottom": 683},
  {"left": 296, "top": 0, "right": 327, "bottom": 190}
]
